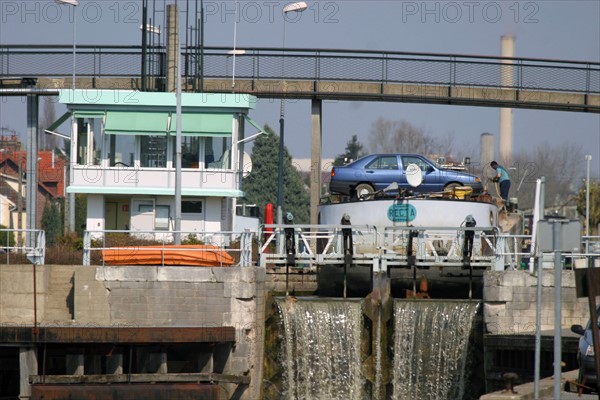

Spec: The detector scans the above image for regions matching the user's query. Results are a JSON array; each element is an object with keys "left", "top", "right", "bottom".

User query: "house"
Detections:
[
  {"left": 51, "top": 90, "right": 260, "bottom": 239},
  {"left": 0, "top": 141, "right": 66, "bottom": 233}
]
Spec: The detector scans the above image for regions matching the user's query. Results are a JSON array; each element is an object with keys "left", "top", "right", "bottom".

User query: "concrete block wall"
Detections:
[
  {"left": 73, "top": 265, "right": 266, "bottom": 400},
  {"left": 0, "top": 264, "right": 266, "bottom": 400},
  {"left": 483, "top": 270, "right": 591, "bottom": 334},
  {"left": 0, "top": 265, "right": 48, "bottom": 324}
]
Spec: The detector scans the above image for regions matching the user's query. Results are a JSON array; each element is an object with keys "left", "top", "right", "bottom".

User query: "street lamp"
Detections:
[
  {"left": 228, "top": 49, "right": 246, "bottom": 93},
  {"left": 56, "top": 0, "right": 79, "bottom": 233},
  {"left": 585, "top": 154, "right": 592, "bottom": 255},
  {"left": 56, "top": 0, "right": 79, "bottom": 94},
  {"left": 277, "top": 1, "right": 307, "bottom": 225}
]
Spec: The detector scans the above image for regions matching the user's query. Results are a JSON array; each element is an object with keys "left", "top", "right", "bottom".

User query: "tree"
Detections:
[
  {"left": 576, "top": 179, "right": 600, "bottom": 235},
  {"left": 367, "top": 117, "right": 455, "bottom": 156},
  {"left": 509, "top": 142, "right": 584, "bottom": 210},
  {"left": 333, "top": 134, "right": 366, "bottom": 166},
  {"left": 41, "top": 199, "right": 63, "bottom": 245},
  {"left": 0, "top": 224, "right": 15, "bottom": 248},
  {"left": 243, "top": 124, "right": 310, "bottom": 224}
]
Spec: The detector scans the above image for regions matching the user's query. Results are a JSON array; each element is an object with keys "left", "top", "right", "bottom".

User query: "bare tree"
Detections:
[
  {"left": 367, "top": 117, "right": 457, "bottom": 158},
  {"left": 508, "top": 142, "right": 584, "bottom": 210}
]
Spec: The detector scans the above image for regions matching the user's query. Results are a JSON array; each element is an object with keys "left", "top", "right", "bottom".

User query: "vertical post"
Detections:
[
  {"left": 277, "top": 17, "right": 286, "bottom": 227},
  {"left": 585, "top": 155, "right": 592, "bottom": 257},
  {"left": 310, "top": 99, "right": 322, "bottom": 226},
  {"left": 19, "top": 347, "right": 38, "bottom": 399},
  {"left": 534, "top": 224, "right": 543, "bottom": 399},
  {"left": 200, "top": 0, "right": 204, "bottom": 92},
  {"left": 552, "top": 220, "right": 561, "bottom": 400},
  {"left": 172, "top": 2, "right": 182, "bottom": 244},
  {"left": 141, "top": 0, "right": 148, "bottom": 91},
  {"left": 26, "top": 94, "right": 39, "bottom": 250}
]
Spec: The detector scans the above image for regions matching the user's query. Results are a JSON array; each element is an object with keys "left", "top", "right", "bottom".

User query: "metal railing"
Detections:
[
  {"left": 82, "top": 229, "right": 253, "bottom": 267},
  {"left": 0, "top": 228, "right": 46, "bottom": 265},
  {"left": 1, "top": 45, "right": 598, "bottom": 95},
  {"left": 380, "top": 226, "right": 501, "bottom": 270},
  {"left": 0, "top": 225, "right": 596, "bottom": 270},
  {"left": 258, "top": 224, "right": 379, "bottom": 268}
]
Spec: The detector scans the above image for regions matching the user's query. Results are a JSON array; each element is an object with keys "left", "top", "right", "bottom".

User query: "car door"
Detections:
[
  {"left": 363, "top": 155, "right": 402, "bottom": 191},
  {"left": 400, "top": 155, "right": 440, "bottom": 192}
]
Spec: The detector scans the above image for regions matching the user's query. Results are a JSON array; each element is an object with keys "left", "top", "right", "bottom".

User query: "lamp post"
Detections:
[
  {"left": 277, "top": 1, "right": 307, "bottom": 226},
  {"left": 228, "top": 49, "right": 246, "bottom": 93},
  {"left": 585, "top": 154, "right": 592, "bottom": 256},
  {"left": 57, "top": 0, "right": 79, "bottom": 233}
]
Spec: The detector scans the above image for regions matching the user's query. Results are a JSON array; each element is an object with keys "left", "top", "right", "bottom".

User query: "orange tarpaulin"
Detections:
[{"left": 102, "top": 245, "right": 235, "bottom": 267}]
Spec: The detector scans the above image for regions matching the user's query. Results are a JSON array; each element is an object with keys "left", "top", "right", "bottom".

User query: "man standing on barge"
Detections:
[{"left": 490, "top": 161, "right": 511, "bottom": 204}]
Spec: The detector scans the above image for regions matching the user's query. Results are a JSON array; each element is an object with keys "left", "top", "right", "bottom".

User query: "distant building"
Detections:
[{"left": 0, "top": 148, "right": 66, "bottom": 230}]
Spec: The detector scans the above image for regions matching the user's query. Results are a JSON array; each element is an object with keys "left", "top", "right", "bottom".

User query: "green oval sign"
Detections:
[{"left": 388, "top": 204, "right": 417, "bottom": 222}]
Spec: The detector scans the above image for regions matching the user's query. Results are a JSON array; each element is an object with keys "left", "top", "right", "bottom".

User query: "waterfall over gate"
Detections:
[
  {"left": 392, "top": 300, "right": 480, "bottom": 400},
  {"left": 276, "top": 299, "right": 365, "bottom": 400},
  {"left": 271, "top": 298, "right": 480, "bottom": 400}
]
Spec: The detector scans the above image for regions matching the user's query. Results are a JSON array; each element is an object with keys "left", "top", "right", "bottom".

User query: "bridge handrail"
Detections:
[{"left": 2, "top": 45, "right": 598, "bottom": 94}]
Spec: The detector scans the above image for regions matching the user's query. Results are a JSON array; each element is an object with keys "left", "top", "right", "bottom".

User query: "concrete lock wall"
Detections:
[
  {"left": 0, "top": 265, "right": 266, "bottom": 400},
  {"left": 483, "top": 270, "right": 591, "bottom": 334}
]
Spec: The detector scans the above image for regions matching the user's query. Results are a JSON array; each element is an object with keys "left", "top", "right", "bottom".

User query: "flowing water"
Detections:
[
  {"left": 392, "top": 300, "right": 479, "bottom": 400},
  {"left": 275, "top": 298, "right": 479, "bottom": 400},
  {"left": 276, "top": 298, "right": 365, "bottom": 400}
]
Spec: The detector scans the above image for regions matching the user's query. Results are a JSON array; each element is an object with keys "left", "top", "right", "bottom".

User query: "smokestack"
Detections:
[
  {"left": 480, "top": 132, "right": 495, "bottom": 179},
  {"left": 499, "top": 35, "right": 515, "bottom": 164}
]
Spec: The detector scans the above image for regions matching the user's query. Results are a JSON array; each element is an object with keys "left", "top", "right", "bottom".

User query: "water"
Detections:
[
  {"left": 276, "top": 298, "right": 365, "bottom": 400},
  {"left": 275, "top": 298, "right": 479, "bottom": 400},
  {"left": 392, "top": 300, "right": 479, "bottom": 400}
]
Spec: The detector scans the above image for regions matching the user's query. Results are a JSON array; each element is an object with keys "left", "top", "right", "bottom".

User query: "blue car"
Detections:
[
  {"left": 571, "top": 306, "right": 600, "bottom": 393},
  {"left": 329, "top": 153, "right": 482, "bottom": 198}
]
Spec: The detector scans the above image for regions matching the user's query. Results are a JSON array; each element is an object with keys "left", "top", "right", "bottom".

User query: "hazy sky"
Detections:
[{"left": 1, "top": 0, "right": 599, "bottom": 175}]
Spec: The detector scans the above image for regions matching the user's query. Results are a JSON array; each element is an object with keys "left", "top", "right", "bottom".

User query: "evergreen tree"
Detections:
[
  {"left": 243, "top": 124, "right": 310, "bottom": 224},
  {"left": 75, "top": 194, "right": 87, "bottom": 236},
  {"left": 0, "top": 224, "right": 15, "bottom": 248},
  {"left": 41, "top": 199, "right": 63, "bottom": 245},
  {"left": 333, "top": 134, "right": 366, "bottom": 166}
]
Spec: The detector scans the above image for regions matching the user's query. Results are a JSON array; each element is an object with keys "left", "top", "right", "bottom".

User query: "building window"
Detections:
[
  {"left": 155, "top": 205, "right": 170, "bottom": 230},
  {"left": 205, "top": 137, "right": 231, "bottom": 169},
  {"left": 141, "top": 136, "right": 167, "bottom": 168},
  {"left": 182, "top": 136, "right": 200, "bottom": 168},
  {"left": 76, "top": 119, "right": 88, "bottom": 165},
  {"left": 182, "top": 200, "right": 203, "bottom": 214},
  {"left": 108, "top": 135, "right": 135, "bottom": 167}
]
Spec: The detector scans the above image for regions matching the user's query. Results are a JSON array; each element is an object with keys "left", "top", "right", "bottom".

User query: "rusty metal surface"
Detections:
[
  {"left": 0, "top": 326, "right": 235, "bottom": 344},
  {"left": 30, "top": 372, "right": 250, "bottom": 385},
  {"left": 31, "top": 383, "right": 219, "bottom": 400}
]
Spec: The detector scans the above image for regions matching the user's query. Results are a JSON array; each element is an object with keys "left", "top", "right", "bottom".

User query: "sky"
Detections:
[{"left": 1, "top": 0, "right": 599, "bottom": 176}]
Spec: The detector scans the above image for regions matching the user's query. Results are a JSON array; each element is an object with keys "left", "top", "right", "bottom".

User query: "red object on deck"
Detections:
[{"left": 264, "top": 203, "right": 274, "bottom": 232}]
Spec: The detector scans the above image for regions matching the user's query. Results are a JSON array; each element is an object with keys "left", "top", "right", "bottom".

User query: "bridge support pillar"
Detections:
[{"left": 310, "top": 99, "right": 322, "bottom": 227}]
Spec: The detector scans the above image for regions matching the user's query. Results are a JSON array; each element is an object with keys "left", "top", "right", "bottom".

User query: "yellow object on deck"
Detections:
[{"left": 444, "top": 186, "right": 474, "bottom": 199}]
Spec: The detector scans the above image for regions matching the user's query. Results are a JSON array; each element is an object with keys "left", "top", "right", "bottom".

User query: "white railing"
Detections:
[
  {"left": 380, "top": 226, "right": 501, "bottom": 269},
  {"left": 82, "top": 229, "right": 253, "bottom": 267},
  {"left": 0, "top": 228, "right": 46, "bottom": 264},
  {"left": 258, "top": 224, "right": 379, "bottom": 268}
]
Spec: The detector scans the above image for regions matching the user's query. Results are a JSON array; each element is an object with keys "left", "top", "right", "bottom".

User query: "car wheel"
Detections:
[{"left": 355, "top": 183, "right": 375, "bottom": 198}]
